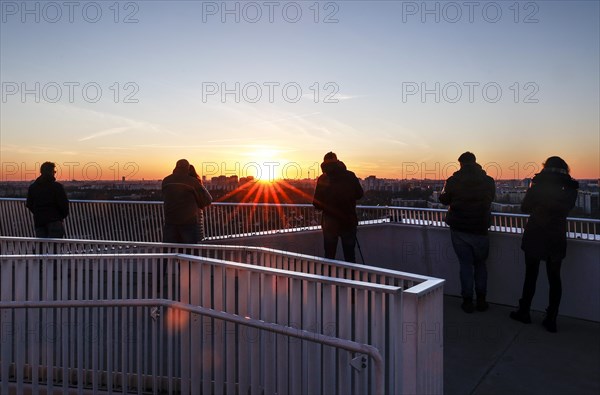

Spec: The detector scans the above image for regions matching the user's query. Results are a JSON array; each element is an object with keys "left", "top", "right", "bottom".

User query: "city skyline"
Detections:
[{"left": 1, "top": 1, "right": 599, "bottom": 181}]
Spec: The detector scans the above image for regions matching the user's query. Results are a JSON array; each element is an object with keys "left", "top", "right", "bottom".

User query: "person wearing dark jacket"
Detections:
[
  {"left": 439, "top": 152, "right": 496, "bottom": 313},
  {"left": 162, "top": 159, "right": 205, "bottom": 243},
  {"left": 313, "top": 152, "right": 364, "bottom": 262},
  {"left": 510, "top": 156, "right": 579, "bottom": 333},
  {"left": 26, "top": 161, "right": 69, "bottom": 238}
]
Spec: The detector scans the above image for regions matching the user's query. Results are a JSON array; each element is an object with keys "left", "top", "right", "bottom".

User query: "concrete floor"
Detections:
[{"left": 444, "top": 296, "right": 600, "bottom": 395}]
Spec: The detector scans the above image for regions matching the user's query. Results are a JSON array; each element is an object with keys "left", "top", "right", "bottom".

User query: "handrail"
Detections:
[
  {"left": 0, "top": 298, "right": 385, "bottom": 395},
  {"left": 0, "top": 237, "right": 444, "bottom": 287},
  {"left": 2, "top": 197, "right": 596, "bottom": 222},
  {"left": 0, "top": 252, "right": 404, "bottom": 294},
  {"left": 1, "top": 198, "right": 597, "bottom": 241}
]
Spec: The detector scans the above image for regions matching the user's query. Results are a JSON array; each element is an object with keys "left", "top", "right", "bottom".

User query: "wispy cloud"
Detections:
[
  {"left": 0, "top": 144, "right": 59, "bottom": 155},
  {"left": 55, "top": 104, "right": 178, "bottom": 142},
  {"left": 301, "top": 93, "right": 363, "bottom": 102},
  {"left": 78, "top": 126, "right": 132, "bottom": 142}
]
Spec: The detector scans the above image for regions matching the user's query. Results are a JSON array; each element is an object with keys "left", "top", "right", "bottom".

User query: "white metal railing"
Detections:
[
  {"left": 0, "top": 237, "right": 445, "bottom": 394},
  {"left": 0, "top": 252, "right": 410, "bottom": 394},
  {"left": 1, "top": 298, "right": 385, "bottom": 395},
  {"left": 1, "top": 198, "right": 598, "bottom": 242}
]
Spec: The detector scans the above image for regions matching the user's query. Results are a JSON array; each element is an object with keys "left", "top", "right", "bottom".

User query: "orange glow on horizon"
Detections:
[{"left": 0, "top": 156, "right": 598, "bottom": 182}]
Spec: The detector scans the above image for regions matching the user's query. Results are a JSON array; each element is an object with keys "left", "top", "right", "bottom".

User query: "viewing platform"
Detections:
[{"left": 1, "top": 198, "right": 599, "bottom": 394}]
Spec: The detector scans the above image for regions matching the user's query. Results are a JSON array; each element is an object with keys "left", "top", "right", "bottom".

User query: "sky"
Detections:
[{"left": 1, "top": 0, "right": 599, "bottom": 182}]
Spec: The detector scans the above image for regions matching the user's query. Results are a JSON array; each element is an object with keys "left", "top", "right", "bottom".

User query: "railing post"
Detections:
[{"left": 401, "top": 291, "right": 418, "bottom": 395}]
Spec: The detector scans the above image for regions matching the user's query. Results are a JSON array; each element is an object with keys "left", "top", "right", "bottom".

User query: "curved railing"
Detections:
[
  {"left": 1, "top": 252, "right": 399, "bottom": 394},
  {"left": 1, "top": 198, "right": 598, "bottom": 242}
]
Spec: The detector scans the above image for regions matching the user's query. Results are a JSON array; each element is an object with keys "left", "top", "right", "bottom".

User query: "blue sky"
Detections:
[{"left": 1, "top": 0, "right": 598, "bottom": 181}]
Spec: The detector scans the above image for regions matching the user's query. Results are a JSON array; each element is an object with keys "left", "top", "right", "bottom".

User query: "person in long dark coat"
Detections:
[
  {"left": 510, "top": 156, "right": 579, "bottom": 332},
  {"left": 313, "top": 152, "right": 364, "bottom": 262},
  {"left": 162, "top": 159, "right": 205, "bottom": 244}
]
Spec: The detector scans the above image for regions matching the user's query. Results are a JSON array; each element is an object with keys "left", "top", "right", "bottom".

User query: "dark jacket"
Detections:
[
  {"left": 313, "top": 160, "right": 364, "bottom": 229},
  {"left": 439, "top": 163, "right": 496, "bottom": 235},
  {"left": 521, "top": 169, "right": 579, "bottom": 260},
  {"left": 162, "top": 168, "right": 204, "bottom": 225},
  {"left": 26, "top": 174, "right": 69, "bottom": 227}
]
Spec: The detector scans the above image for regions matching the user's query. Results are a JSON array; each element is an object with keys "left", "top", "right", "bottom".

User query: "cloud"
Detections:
[
  {"left": 301, "top": 93, "right": 363, "bottom": 102},
  {"left": 55, "top": 104, "right": 179, "bottom": 142},
  {"left": 78, "top": 126, "right": 132, "bottom": 142}
]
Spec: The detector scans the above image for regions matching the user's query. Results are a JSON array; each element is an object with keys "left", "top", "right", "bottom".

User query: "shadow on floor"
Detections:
[{"left": 444, "top": 296, "right": 600, "bottom": 395}]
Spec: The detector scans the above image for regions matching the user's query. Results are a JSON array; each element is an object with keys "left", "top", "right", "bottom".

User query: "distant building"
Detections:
[
  {"left": 209, "top": 175, "right": 239, "bottom": 191},
  {"left": 577, "top": 190, "right": 599, "bottom": 215},
  {"left": 427, "top": 201, "right": 446, "bottom": 209},
  {"left": 497, "top": 189, "right": 527, "bottom": 204},
  {"left": 491, "top": 202, "right": 521, "bottom": 213},
  {"left": 391, "top": 198, "right": 428, "bottom": 208}
]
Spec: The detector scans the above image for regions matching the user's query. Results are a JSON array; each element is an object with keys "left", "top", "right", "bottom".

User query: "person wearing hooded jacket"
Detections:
[
  {"left": 162, "top": 159, "right": 205, "bottom": 244},
  {"left": 26, "top": 161, "right": 70, "bottom": 238},
  {"left": 439, "top": 152, "right": 496, "bottom": 313},
  {"left": 313, "top": 152, "right": 364, "bottom": 262},
  {"left": 510, "top": 156, "right": 579, "bottom": 333}
]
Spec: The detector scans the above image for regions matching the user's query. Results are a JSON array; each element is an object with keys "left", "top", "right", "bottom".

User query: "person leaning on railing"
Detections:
[{"left": 26, "top": 161, "right": 69, "bottom": 238}]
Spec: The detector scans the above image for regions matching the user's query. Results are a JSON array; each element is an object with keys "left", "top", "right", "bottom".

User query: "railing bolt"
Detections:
[
  {"left": 350, "top": 355, "right": 368, "bottom": 372},
  {"left": 150, "top": 306, "right": 160, "bottom": 320}
]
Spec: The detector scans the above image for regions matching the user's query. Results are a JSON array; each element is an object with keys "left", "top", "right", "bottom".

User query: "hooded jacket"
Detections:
[
  {"left": 313, "top": 160, "right": 364, "bottom": 229},
  {"left": 162, "top": 167, "right": 204, "bottom": 225},
  {"left": 26, "top": 174, "right": 69, "bottom": 227},
  {"left": 439, "top": 163, "right": 496, "bottom": 235},
  {"left": 521, "top": 168, "right": 579, "bottom": 260}
]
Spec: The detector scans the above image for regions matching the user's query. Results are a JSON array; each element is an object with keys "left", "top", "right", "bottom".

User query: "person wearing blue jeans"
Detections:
[
  {"left": 439, "top": 152, "right": 496, "bottom": 313},
  {"left": 450, "top": 229, "right": 489, "bottom": 308},
  {"left": 313, "top": 152, "right": 364, "bottom": 262}
]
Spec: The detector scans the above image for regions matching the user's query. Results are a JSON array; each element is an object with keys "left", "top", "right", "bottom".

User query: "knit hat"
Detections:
[
  {"left": 458, "top": 152, "right": 476, "bottom": 164},
  {"left": 323, "top": 152, "right": 338, "bottom": 162},
  {"left": 175, "top": 159, "right": 190, "bottom": 170}
]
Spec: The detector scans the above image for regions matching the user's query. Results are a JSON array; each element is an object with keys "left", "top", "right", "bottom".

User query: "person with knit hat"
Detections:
[
  {"left": 312, "top": 152, "right": 364, "bottom": 262},
  {"left": 26, "top": 161, "right": 69, "bottom": 238},
  {"left": 439, "top": 152, "right": 496, "bottom": 313}
]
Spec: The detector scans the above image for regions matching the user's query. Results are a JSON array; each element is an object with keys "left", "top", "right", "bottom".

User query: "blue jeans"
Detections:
[{"left": 450, "top": 229, "right": 489, "bottom": 300}]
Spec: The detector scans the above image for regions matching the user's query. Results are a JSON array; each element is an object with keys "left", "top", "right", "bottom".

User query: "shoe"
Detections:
[
  {"left": 476, "top": 299, "right": 489, "bottom": 312},
  {"left": 461, "top": 299, "right": 474, "bottom": 314},
  {"left": 509, "top": 310, "right": 531, "bottom": 324}
]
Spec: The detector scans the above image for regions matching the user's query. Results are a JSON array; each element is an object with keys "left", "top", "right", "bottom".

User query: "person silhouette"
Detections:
[
  {"left": 439, "top": 152, "right": 496, "bottom": 313},
  {"left": 26, "top": 161, "right": 69, "bottom": 238},
  {"left": 510, "top": 156, "right": 579, "bottom": 332},
  {"left": 161, "top": 159, "right": 206, "bottom": 243},
  {"left": 312, "top": 152, "right": 364, "bottom": 262}
]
